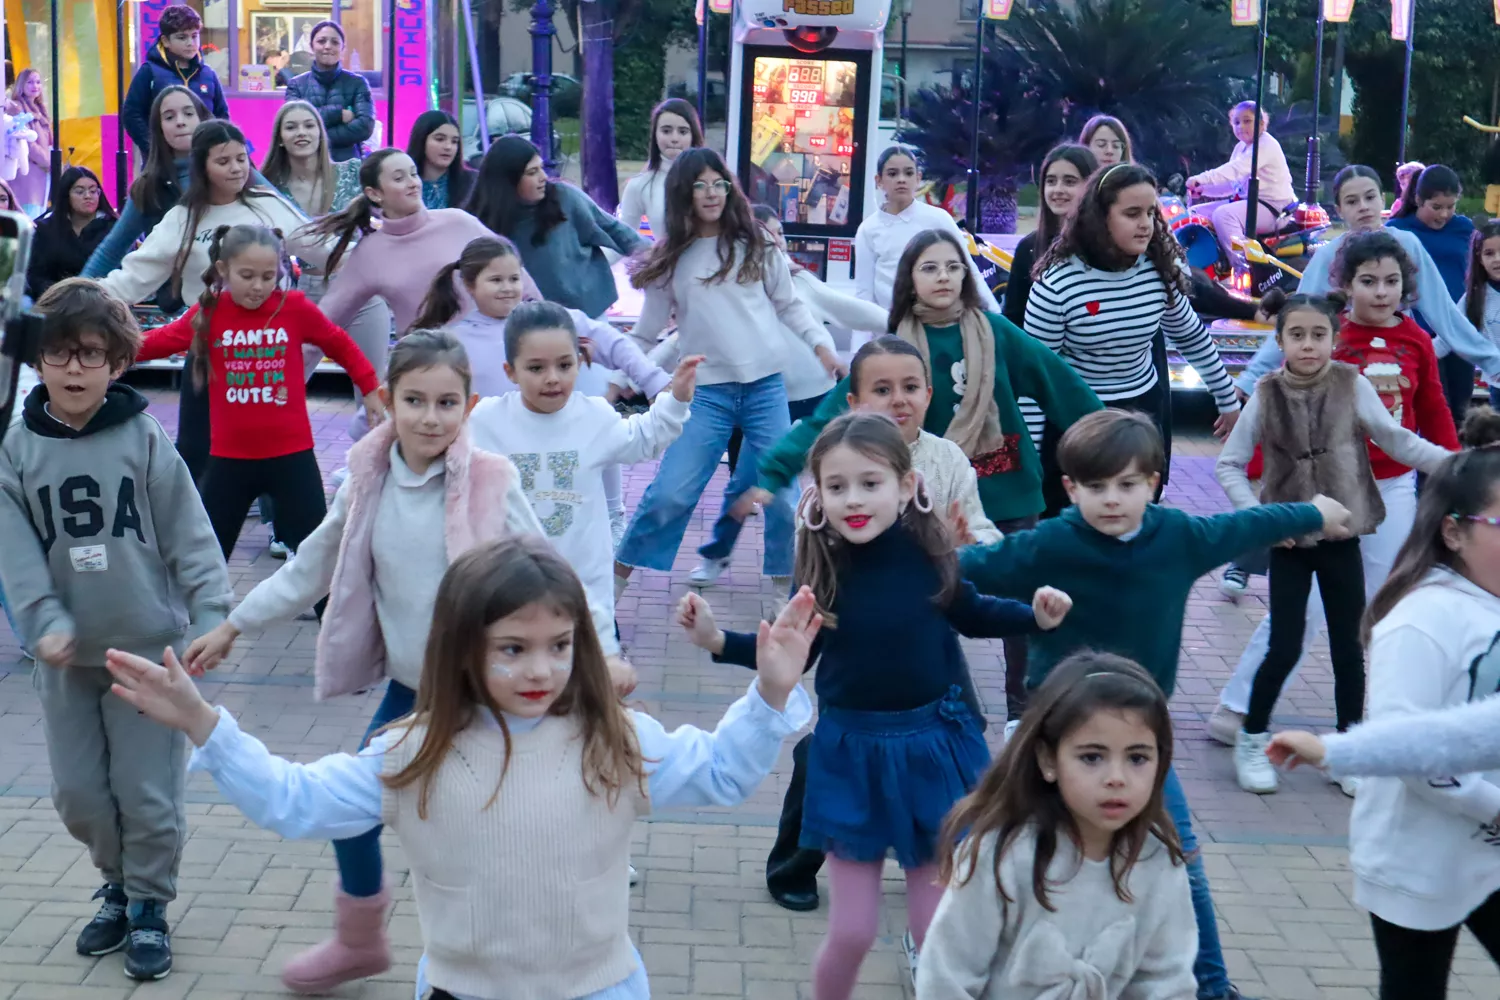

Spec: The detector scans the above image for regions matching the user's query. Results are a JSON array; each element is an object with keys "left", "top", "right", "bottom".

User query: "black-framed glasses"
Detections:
[{"left": 41, "top": 346, "right": 109, "bottom": 369}]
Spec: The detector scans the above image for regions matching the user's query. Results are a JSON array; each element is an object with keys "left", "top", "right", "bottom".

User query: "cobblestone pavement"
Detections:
[{"left": 1, "top": 384, "right": 1496, "bottom": 1000}]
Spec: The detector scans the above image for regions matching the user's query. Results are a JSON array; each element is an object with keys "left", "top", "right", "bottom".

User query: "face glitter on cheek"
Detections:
[{"left": 487, "top": 661, "right": 515, "bottom": 678}]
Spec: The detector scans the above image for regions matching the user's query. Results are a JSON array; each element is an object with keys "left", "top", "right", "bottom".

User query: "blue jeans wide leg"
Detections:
[
  {"left": 332, "top": 680, "right": 417, "bottom": 897},
  {"left": 1163, "top": 767, "right": 1233, "bottom": 999},
  {"left": 734, "top": 379, "right": 796, "bottom": 576}
]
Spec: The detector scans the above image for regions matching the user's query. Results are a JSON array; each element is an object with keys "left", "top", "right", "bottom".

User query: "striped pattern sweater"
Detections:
[{"left": 1023, "top": 256, "right": 1239, "bottom": 412}]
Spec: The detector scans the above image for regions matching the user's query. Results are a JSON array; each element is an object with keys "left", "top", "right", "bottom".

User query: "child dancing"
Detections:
[
  {"left": 103, "top": 537, "right": 817, "bottom": 1000},
  {"left": 679, "top": 412, "right": 1071, "bottom": 998},
  {"left": 917, "top": 653, "right": 1196, "bottom": 998},
  {"left": 182, "top": 330, "right": 544, "bottom": 993},
  {"left": 1215, "top": 292, "right": 1453, "bottom": 794},
  {"left": 1459, "top": 220, "right": 1500, "bottom": 408},
  {"left": 0, "top": 280, "right": 231, "bottom": 981}
]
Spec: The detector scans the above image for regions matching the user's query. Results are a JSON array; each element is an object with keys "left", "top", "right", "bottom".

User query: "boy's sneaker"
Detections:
[
  {"left": 609, "top": 508, "right": 627, "bottom": 551},
  {"left": 629, "top": 865, "right": 640, "bottom": 886},
  {"left": 689, "top": 557, "right": 731, "bottom": 587},
  {"left": 1330, "top": 773, "right": 1359, "bottom": 798},
  {"left": 123, "top": 900, "right": 172, "bottom": 980},
  {"left": 269, "top": 540, "right": 290, "bottom": 560},
  {"left": 1219, "top": 566, "right": 1250, "bottom": 600},
  {"left": 75, "top": 883, "right": 129, "bottom": 956},
  {"left": 1234, "top": 730, "right": 1279, "bottom": 794},
  {"left": 1002, "top": 719, "right": 1021, "bottom": 744},
  {"left": 1208, "top": 705, "right": 1245, "bottom": 747}
]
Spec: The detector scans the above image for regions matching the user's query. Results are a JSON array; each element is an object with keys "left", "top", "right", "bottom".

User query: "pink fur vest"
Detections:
[{"left": 314, "top": 420, "right": 517, "bottom": 700}]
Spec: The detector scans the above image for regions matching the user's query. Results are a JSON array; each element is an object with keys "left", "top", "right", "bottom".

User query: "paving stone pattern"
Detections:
[{"left": 0, "top": 385, "right": 1495, "bottom": 1000}]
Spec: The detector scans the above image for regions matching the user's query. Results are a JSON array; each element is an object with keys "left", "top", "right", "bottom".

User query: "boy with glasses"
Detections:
[{"left": 0, "top": 278, "right": 230, "bottom": 980}]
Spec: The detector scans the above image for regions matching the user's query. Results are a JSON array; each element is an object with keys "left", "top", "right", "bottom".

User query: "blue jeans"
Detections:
[
  {"left": 1163, "top": 767, "right": 1232, "bottom": 999},
  {"left": 618, "top": 374, "right": 796, "bottom": 577},
  {"left": 333, "top": 679, "right": 417, "bottom": 897},
  {"left": 699, "top": 391, "right": 827, "bottom": 564}
]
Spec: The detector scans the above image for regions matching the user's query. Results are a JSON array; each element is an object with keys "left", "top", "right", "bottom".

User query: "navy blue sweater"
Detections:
[
  {"left": 713, "top": 523, "right": 1038, "bottom": 714},
  {"left": 1387, "top": 214, "right": 1476, "bottom": 302}
]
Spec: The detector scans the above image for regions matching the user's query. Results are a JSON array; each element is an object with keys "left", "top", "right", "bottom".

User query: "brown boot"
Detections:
[{"left": 280, "top": 883, "right": 391, "bottom": 995}]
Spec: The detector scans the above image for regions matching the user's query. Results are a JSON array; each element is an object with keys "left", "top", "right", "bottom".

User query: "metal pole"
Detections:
[
  {"left": 1397, "top": 1, "right": 1415, "bottom": 164},
  {"left": 49, "top": 0, "right": 62, "bottom": 206},
  {"left": 899, "top": 10, "right": 909, "bottom": 117},
  {"left": 115, "top": 0, "right": 127, "bottom": 204},
  {"left": 696, "top": 5, "right": 707, "bottom": 127},
  {"left": 1304, "top": 0, "right": 1324, "bottom": 205},
  {"left": 460, "top": 0, "right": 488, "bottom": 150},
  {"left": 1243, "top": 0, "right": 1269, "bottom": 245},
  {"left": 529, "top": 0, "right": 555, "bottom": 173},
  {"left": 965, "top": 14, "right": 983, "bottom": 232},
  {"left": 385, "top": 0, "right": 397, "bottom": 146}
]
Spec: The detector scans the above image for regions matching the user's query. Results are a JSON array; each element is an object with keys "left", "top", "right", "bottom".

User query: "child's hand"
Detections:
[
  {"left": 755, "top": 586, "right": 821, "bottom": 712},
  {"left": 815, "top": 346, "right": 847, "bottom": 380},
  {"left": 1032, "top": 587, "right": 1072, "bottom": 630},
  {"left": 105, "top": 647, "right": 220, "bottom": 747},
  {"left": 1213, "top": 407, "right": 1240, "bottom": 441},
  {"left": 946, "top": 501, "right": 977, "bottom": 546},
  {"left": 604, "top": 655, "right": 638, "bottom": 698},
  {"left": 1311, "top": 493, "right": 1353, "bottom": 540},
  {"left": 1267, "top": 730, "right": 1327, "bottom": 769},
  {"left": 185, "top": 622, "right": 240, "bottom": 676},
  {"left": 578, "top": 337, "right": 595, "bottom": 365},
  {"left": 361, "top": 391, "right": 387, "bottom": 428},
  {"left": 605, "top": 383, "right": 624, "bottom": 404},
  {"left": 35, "top": 632, "right": 75, "bottom": 668},
  {"left": 675, "top": 592, "right": 725, "bottom": 655},
  {"left": 731, "top": 487, "right": 775, "bottom": 521},
  {"left": 670, "top": 355, "right": 707, "bottom": 403}
]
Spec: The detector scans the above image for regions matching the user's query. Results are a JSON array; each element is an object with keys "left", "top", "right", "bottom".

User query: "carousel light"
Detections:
[{"left": 784, "top": 25, "right": 839, "bottom": 53}]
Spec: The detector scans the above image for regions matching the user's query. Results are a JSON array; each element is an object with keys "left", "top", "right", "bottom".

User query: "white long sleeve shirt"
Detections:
[
  {"left": 617, "top": 170, "right": 666, "bottom": 241},
  {"left": 449, "top": 308, "right": 671, "bottom": 401},
  {"left": 853, "top": 201, "right": 1001, "bottom": 313},
  {"left": 468, "top": 391, "right": 689, "bottom": 655},
  {"left": 1189, "top": 132, "right": 1297, "bottom": 208}
]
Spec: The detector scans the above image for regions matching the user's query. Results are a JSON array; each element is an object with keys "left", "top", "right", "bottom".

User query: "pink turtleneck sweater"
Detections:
[{"left": 317, "top": 207, "right": 541, "bottom": 335}]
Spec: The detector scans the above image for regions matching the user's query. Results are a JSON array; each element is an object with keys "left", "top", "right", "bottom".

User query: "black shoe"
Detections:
[
  {"left": 75, "top": 883, "right": 129, "bottom": 956},
  {"left": 123, "top": 900, "right": 172, "bottom": 981},
  {"left": 769, "top": 886, "right": 819, "bottom": 911}
]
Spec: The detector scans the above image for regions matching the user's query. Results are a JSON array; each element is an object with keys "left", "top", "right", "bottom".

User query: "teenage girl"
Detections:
[
  {"left": 5, "top": 67, "right": 51, "bottom": 216},
  {"left": 468, "top": 301, "right": 699, "bottom": 662},
  {"left": 182, "top": 330, "right": 541, "bottom": 993},
  {"left": 1186, "top": 101, "right": 1298, "bottom": 262},
  {"left": 465, "top": 135, "right": 644, "bottom": 318},
  {"left": 1026, "top": 162, "right": 1241, "bottom": 507},
  {"left": 917, "top": 652, "right": 1196, "bottom": 998},
  {"left": 135, "top": 225, "right": 382, "bottom": 562},
  {"left": 1002, "top": 143, "right": 1097, "bottom": 330},
  {"left": 752, "top": 230, "right": 1100, "bottom": 720},
  {"left": 613, "top": 147, "right": 843, "bottom": 598},
  {"left": 1215, "top": 292, "right": 1453, "bottom": 795},
  {"left": 105, "top": 536, "right": 816, "bottom": 1000},
  {"left": 1079, "top": 114, "right": 1130, "bottom": 168},
  {"left": 1460, "top": 220, "right": 1500, "bottom": 408},
  {"left": 1211, "top": 232, "right": 1465, "bottom": 750},
  {"left": 618, "top": 98, "right": 703, "bottom": 239},
  {"left": 406, "top": 110, "right": 474, "bottom": 210},
  {"left": 853, "top": 146, "right": 999, "bottom": 324},
  {"left": 25, "top": 166, "right": 116, "bottom": 299},
  {"left": 1387, "top": 164, "right": 1479, "bottom": 425},
  {"left": 678, "top": 412, "right": 1070, "bottom": 1000}
]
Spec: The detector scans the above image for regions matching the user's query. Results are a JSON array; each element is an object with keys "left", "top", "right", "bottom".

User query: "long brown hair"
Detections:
[
  {"left": 938, "top": 652, "right": 1184, "bottom": 913},
  {"left": 1035, "top": 162, "right": 1189, "bottom": 305},
  {"left": 631, "top": 147, "right": 766, "bottom": 289},
  {"left": 1363, "top": 409, "right": 1500, "bottom": 642},
  {"left": 1465, "top": 220, "right": 1500, "bottom": 332},
  {"left": 411, "top": 235, "right": 522, "bottom": 330},
  {"left": 171, "top": 121, "right": 284, "bottom": 298},
  {"left": 645, "top": 98, "right": 704, "bottom": 172},
  {"left": 1033, "top": 144, "right": 1099, "bottom": 254},
  {"left": 190, "top": 225, "right": 290, "bottom": 389},
  {"left": 130, "top": 85, "right": 211, "bottom": 217},
  {"left": 383, "top": 538, "right": 647, "bottom": 819},
  {"left": 8, "top": 68, "right": 50, "bottom": 131},
  {"left": 305, "top": 147, "right": 406, "bottom": 274},
  {"left": 260, "top": 100, "right": 338, "bottom": 216},
  {"left": 887, "top": 228, "right": 983, "bottom": 333},
  {"left": 793, "top": 412, "right": 956, "bottom": 627}
]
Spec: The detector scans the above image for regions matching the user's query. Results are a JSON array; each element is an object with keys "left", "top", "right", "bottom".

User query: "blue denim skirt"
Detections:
[{"left": 800, "top": 685, "right": 990, "bottom": 869}]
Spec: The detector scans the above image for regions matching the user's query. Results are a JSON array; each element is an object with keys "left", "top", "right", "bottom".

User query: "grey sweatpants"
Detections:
[{"left": 32, "top": 664, "right": 188, "bottom": 902}]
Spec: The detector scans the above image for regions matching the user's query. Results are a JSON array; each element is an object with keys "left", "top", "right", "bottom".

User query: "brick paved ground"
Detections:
[{"left": 1, "top": 380, "right": 1496, "bottom": 1000}]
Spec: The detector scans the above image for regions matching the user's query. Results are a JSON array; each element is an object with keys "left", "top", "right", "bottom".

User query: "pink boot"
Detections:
[{"left": 281, "top": 883, "right": 391, "bottom": 995}]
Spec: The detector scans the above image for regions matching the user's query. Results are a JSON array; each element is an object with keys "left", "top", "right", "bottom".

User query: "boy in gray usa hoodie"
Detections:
[{"left": 0, "top": 279, "right": 231, "bottom": 982}]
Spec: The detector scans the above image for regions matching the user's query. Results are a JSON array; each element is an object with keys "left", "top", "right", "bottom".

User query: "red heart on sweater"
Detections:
[{"left": 1085, "top": 301, "right": 1102, "bottom": 316}]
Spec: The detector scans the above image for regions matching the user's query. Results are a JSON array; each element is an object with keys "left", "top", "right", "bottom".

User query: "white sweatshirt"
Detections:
[
  {"left": 468, "top": 391, "right": 690, "bottom": 655},
  {"left": 617, "top": 169, "right": 667, "bottom": 241},
  {"left": 853, "top": 201, "right": 1001, "bottom": 313},
  {"left": 1349, "top": 566, "right": 1500, "bottom": 931},
  {"left": 1188, "top": 132, "right": 1297, "bottom": 209},
  {"left": 99, "top": 191, "right": 327, "bottom": 306}
]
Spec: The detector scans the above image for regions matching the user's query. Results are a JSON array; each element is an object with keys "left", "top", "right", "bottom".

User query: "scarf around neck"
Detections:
[{"left": 895, "top": 302, "right": 1007, "bottom": 460}]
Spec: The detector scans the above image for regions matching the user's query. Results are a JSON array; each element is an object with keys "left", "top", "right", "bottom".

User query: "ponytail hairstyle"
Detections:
[
  {"left": 632, "top": 147, "right": 764, "bottom": 289},
  {"left": 411, "top": 235, "right": 522, "bottom": 330},
  {"left": 502, "top": 300, "right": 578, "bottom": 363},
  {"left": 848, "top": 335, "right": 929, "bottom": 394},
  {"left": 1465, "top": 220, "right": 1500, "bottom": 332},
  {"left": 793, "top": 412, "right": 956, "bottom": 627},
  {"left": 1388, "top": 160, "right": 1427, "bottom": 216},
  {"left": 1331, "top": 230, "right": 1419, "bottom": 310},
  {"left": 387, "top": 327, "right": 473, "bottom": 396},
  {"left": 1033, "top": 143, "right": 1099, "bottom": 251},
  {"left": 1035, "top": 162, "right": 1189, "bottom": 303},
  {"left": 1259, "top": 289, "right": 1346, "bottom": 345},
  {"left": 406, "top": 110, "right": 475, "bottom": 208},
  {"left": 306, "top": 147, "right": 407, "bottom": 274},
  {"left": 190, "top": 224, "right": 290, "bottom": 390},
  {"left": 1330, "top": 164, "right": 1384, "bottom": 217},
  {"left": 645, "top": 98, "right": 704, "bottom": 173},
  {"left": 1393, "top": 163, "right": 1461, "bottom": 220},
  {"left": 172, "top": 120, "right": 281, "bottom": 297},
  {"left": 887, "top": 228, "right": 983, "bottom": 332},
  {"left": 1364, "top": 408, "right": 1500, "bottom": 642},
  {"left": 130, "top": 85, "right": 210, "bottom": 217},
  {"left": 465, "top": 135, "right": 566, "bottom": 244}
]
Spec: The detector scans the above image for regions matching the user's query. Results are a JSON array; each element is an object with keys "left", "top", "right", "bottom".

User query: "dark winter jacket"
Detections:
[
  {"left": 26, "top": 214, "right": 115, "bottom": 299},
  {"left": 122, "top": 44, "right": 230, "bottom": 154},
  {"left": 285, "top": 67, "right": 374, "bottom": 162}
]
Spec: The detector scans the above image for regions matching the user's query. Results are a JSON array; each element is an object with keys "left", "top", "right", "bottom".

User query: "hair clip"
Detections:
[{"left": 797, "top": 486, "right": 826, "bottom": 531}]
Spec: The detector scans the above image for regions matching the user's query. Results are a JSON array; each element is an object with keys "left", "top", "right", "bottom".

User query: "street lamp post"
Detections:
[
  {"left": 1243, "top": 0, "right": 1270, "bottom": 245},
  {"left": 898, "top": 0, "right": 910, "bottom": 117},
  {"left": 696, "top": 1, "right": 708, "bottom": 126},
  {"left": 1397, "top": 2, "right": 1416, "bottom": 163},
  {"left": 1304, "top": 0, "right": 1326, "bottom": 205},
  {"left": 49, "top": 0, "right": 61, "bottom": 205},
  {"left": 530, "top": 0, "right": 557, "bottom": 172},
  {"left": 965, "top": 13, "right": 985, "bottom": 232}
]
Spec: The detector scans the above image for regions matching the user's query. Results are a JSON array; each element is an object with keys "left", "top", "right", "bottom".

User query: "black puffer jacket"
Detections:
[{"left": 285, "top": 66, "right": 374, "bottom": 162}]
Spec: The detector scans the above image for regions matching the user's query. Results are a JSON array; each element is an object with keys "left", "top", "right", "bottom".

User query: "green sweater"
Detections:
[
  {"left": 959, "top": 502, "right": 1325, "bottom": 697},
  {"left": 757, "top": 313, "right": 1101, "bottom": 522}
]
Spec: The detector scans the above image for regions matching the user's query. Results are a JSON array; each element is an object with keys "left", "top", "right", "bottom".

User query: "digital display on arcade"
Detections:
[{"left": 745, "top": 56, "right": 858, "bottom": 227}]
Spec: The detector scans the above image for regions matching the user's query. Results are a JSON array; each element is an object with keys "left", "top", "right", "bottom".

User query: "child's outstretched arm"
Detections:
[
  {"left": 594, "top": 356, "right": 701, "bottom": 466},
  {"left": 105, "top": 647, "right": 385, "bottom": 841},
  {"left": 576, "top": 312, "right": 670, "bottom": 399},
  {"left": 957, "top": 523, "right": 1046, "bottom": 601},
  {"left": 752, "top": 382, "right": 850, "bottom": 498},
  {"left": 1270, "top": 696, "right": 1500, "bottom": 779},
  {"left": 1356, "top": 374, "right": 1457, "bottom": 473},
  {"left": 944, "top": 579, "right": 1051, "bottom": 639},
  {"left": 676, "top": 590, "right": 822, "bottom": 673},
  {"left": 1180, "top": 498, "right": 1346, "bottom": 577}
]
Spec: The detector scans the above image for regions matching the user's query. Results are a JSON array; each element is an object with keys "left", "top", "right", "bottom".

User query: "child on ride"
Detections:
[{"left": 1186, "top": 101, "right": 1298, "bottom": 263}]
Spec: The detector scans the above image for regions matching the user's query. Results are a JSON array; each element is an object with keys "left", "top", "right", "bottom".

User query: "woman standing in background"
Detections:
[{"left": 5, "top": 68, "right": 51, "bottom": 217}]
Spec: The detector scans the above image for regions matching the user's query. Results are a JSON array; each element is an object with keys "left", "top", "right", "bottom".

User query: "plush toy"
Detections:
[
  {"left": 1464, "top": 116, "right": 1500, "bottom": 216},
  {"left": 0, "top": 108, "right": 38, "bottom": 184}
]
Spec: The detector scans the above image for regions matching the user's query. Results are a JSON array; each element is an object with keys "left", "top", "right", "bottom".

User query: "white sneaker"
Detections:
[
  {"left": 901, "top": 929, "right": 918, "bottom": 987},
  {"left": 609, "top": 508, "right": 626, "bottom": 551},
  {"left": 1207, "top": 705, "right": 1245, "bottom": 747},
  {"left": 1002, "top": 719, "right": 1020, "bottom": 744},
  {"left": 1219, "top": 566, "right": 1250, "bottom": 601},
  {"left": 689, "top": 557, "right": 731, "bottom": 587},
  {"left": 628, "top": 865, "right": 640, "bottom": 886},
  {"left": 1330, "top": 773, "right": 1359, "bottom": 798},
  {"left": 268, "top": 540, "right": 290, "bottom": 560},
  {"left": 1235, "top": 729, "right": 1279, "bottom": 794}
]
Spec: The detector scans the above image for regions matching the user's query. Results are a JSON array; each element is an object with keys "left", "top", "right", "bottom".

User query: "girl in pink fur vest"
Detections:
[{"left": 182, "top": 329, "right": 549, "bottom": 994}]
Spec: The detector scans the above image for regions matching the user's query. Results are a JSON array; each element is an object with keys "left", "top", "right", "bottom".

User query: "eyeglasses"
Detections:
[
  {"left": 915, "top": 261, "right": 968, "bottom": 277},
  {"left": 1455, "top": 514, "right": 1500, "bottom": 528},
  {"left": 42, "top": 346, "right": 110, "bottom": 369},
  {"left": 692, "top": 179, "right": 733, "bottom": 195}
]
